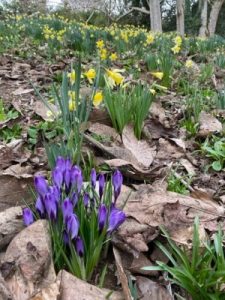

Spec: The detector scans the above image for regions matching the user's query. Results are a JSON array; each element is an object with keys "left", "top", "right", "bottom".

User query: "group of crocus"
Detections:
[{"left": 23, "top": 156, "right": 126, "bottom": 280}]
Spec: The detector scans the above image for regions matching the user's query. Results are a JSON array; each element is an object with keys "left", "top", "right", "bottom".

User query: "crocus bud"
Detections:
[
  {"left": 44, "top": 193, "right": 57, "bottom": 220},
  {"left": 62, "top": 198, "right": 73, "bottom": 222},
  {"left": 34, "top": 175, "right": 48, "bottom": 197},
  {"left": 98, "top": 173, "right": 105, "bottom": 200},
  {"left": 90, "top": 168, "right": 96, "bottom": 189},
  {"left": 55, "top": 156, "right": 66, "bottom": 172},
  {"left": 66, "top": 213, "right": 79, "bottom": 239},
  {"left": 107, "top": 207, "right": 126, "bottom": 233},
  {"left": 112, "top": 170, "right": 123, "bottom": 202},
  {"left": 35, "top": 196, "right": 45, "bottom": 217},
  {"left": 98, "top": 204, "right": 107, "bottom": 231},
  {"left": 23, "top": 208, "right": 34, "bottom": 226},
  {"left": 63, "top": 230, "right": 69, "bottom": 245},
  {"left": 83, "top": 193, "right": 89, "bottom": 207},
  {"left": 71, "top": 192, "right": 78, "bottom": 206},
  {"left": 52, "top": 168, "right": 63, "bottom": 188},
  {"left": 64, "top": 168, "right": 71, "bottom": 191},
  {"left": 71, "top": 166, "right": 83, "bottom": 194},
  {"left": 75, "top": 236, "right": 84, "bottom": 257}
]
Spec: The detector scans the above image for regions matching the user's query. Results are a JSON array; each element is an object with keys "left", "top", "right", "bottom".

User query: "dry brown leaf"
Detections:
[
  {"left": 33, "top": 101, "right": 58, "bottom": 121},
  {"left": 150, "top": 102, "right": 167, "bottom": 125},
  {"left": 156, "top": 138, "right": 184, "bottom": 160},
  {"left": 198, "top": 111, "right": 222, "bottom": 137},
  {"left": 169, "top": 138, "right": 186, "bottom": 151},
  {"left": 122, "top": 125, "right": 156, "bottom": 168},
  {"left": 180, "top": 158, "right": 196, "bottom": 176},
  {"left": 12, "top": 87, "right": 33, "bottom": 96},
  {"left": 58, "top": 270, "right": 124, "bottom": 300},
  {"left": 0, "top": 174, "right": 33, "bottom": 212},
  {"left": 115, "top": 185, "right": 224, "bottom": 253},
  {"left": 89, "top": 123, "right": 121, "bottom": 143},
  {"left": 113, "top": 247, "right": 132, "bottom": 300},
  {"left": 136, "top": 277, "right": 172, "bottom": 300}
]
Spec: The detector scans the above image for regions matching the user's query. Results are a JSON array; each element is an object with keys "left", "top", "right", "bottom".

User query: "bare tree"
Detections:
[
  {"left": 199, "top": 0, "right": 208, "bottom": 37},
  {"left": 176, "top": 0, "right": 185, "bottom": 36},
  {"left": 208, "top": 0, "right": 225, "bottom": 36}
]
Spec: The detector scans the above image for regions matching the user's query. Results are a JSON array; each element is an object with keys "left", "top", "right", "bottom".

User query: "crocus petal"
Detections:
[
  {"left": 98, "top": 204, "right": 107, "bottom": 231},
  {"left": 91, "top": 168, "right": 96, "bottom": 189},
  {"left": 35, "top": 196, "right": 45, "bottom": 217},
  {"left": 52, "top": 168, "right": 63, "bottom": 188},
  {"left": 112, "top": 170, "right": 123, "bottom": 202},
  {"left": 62, "top": 198, "right": 73, "bottom": 222},
  {"left": 34, "top": 175, "right": 48, "bottom": 197},
  {"left": 64, "top": 169, "right": 71, "bottom": 190},
  {"left": 75, "top": 236, "right": 84, "bottom": 257},
  {"left": 98, "top": 173, "right": 105, "bottom": 200},
  {"left": 55, "top": 156, "right": 66, "bottom": 172},
  {"left": 71, "top": 192, "right": 78, "bottom": 206},
  {"left": 107, "top": 207, "right": 126, "bottom": 233},
  {"left": 23, "top": 208, "right": 34, "bottom": 226},
  {"left": 71, "top": 166, "right": 83, "bottom": 194},
  {"left": 44, "top": 193, "right": 57, "bottom": 220},
  {"left": 66, "top": 213, "right": 79, "bottom": 240},
  {"left": 83, "top": 193, "right": 89, "bottom": 207}
]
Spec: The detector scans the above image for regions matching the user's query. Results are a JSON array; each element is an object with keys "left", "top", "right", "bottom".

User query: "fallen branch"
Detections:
[{"left": 116, "top": 6, "right": 150, "bottom": 22}]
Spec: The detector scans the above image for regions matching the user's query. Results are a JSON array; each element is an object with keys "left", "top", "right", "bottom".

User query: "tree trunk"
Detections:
[
  {"left": 208, "top": 0, "right": 225, "bottom": 36},
  {"left": 176, "top": 0, "right": 185, "bottom": 36},
  {"left": 199, "top": 0, "right": 208, "bottom": 37},
  {"left": 149, "top": 0, "right": 162, "bottom": 32}
]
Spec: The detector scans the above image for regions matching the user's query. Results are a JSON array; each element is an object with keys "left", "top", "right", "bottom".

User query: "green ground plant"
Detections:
[
  {"left": 201, "top": 137, "right": 225, "bottom": 171},
  {"left": 143, "top": 218, "right": 225, "bottom": 300},
  {"left": 104, "top": 83, "right": 154, "bottom": 139}
]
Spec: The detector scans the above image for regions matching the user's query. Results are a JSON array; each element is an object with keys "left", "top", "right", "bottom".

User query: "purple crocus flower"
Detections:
[
  {"left": 55, "top": 156, "right": 66, "bottom": 172},
  {"left": 71, "top": 166, "right": 83, "bottom": 194},
  {"left": 52, "top": 168, "right": 63, "bottom": 188},
  {"left": 90, "top": 168, "right": 96, "bottom": 189},
  {"left": 66, "top": 213, "right": 79, "bottom": 239},
  {"left": 63, "top": 230, "right": 69, "bottom": 245},
  {"left": 34, "top": 175, "right": 48, "bottom": 197},
  {"left": 98, "top": 173, "right": 105, "bottom": 200},
  {"left": 83, "top": 193, "right": 89, "bottom": 207},
  {"left": 23, "top": 208, "right": 34, "bottom": 226},
  {"left": 44, "top": 193, "right": 57, "bottom": 220},
  {"left": 75, "top": 236, "right": 84, "bottom": 257},
  {"left": 112, "top": 170, "right": 123, "bottom": 202},
  {"left": 65, "top": 158, "right": 72, "bottom": 170},
  {"left": 98, "top": 204, "right": 107, "bottom": 231},
  {"left": 62, "top": 198, "right": 73, "bottom": 222},
  {"left": 35, "top": 196, "right": 45, "bottom": 217},
  {"left": 51, "top": 185, "right": 61, "bottom": 203},
  {"left": 71, "top": 192, "right": 78, "bottom": 206},
  {"left": 107, "top": 207, "right": 126, "bottom": 233},
  {"left": 64, "top": 168, "right": 71, "bottom": 191}
]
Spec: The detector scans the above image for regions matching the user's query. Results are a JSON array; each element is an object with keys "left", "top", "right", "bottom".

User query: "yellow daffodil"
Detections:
[
  {"left": 96, "top": 39, "right": 104, "bottom": 49},
  {"left": 100, "top": 48, "right": 107, "bottom": 60},
  {"left": 174, "top": 36, "right": 182, "bottom": 46},
  {"left": 150, "top": 89, "right": 156, "bottom": 95},
  {"left": 185, "top": 60, "right": 193, "bottom": 68},
  {"left": 151, "top": 72, "right": 164, "bottom": 80},
  {"left": 171, "top": 44, "right": 181, "bottom": 54},
  {"left": 69, "top": 100, "right": 76, "bottom": 111},
  {"left": 146, "top": 33, "right": 154, "bottom": 45},
  {"left": 93, "top": 91, "right": 103, "bottom": 107},
  {"left": 109, "top": 52, "right": 118, "bottom": 61},
  {"left": 68, "top": 70, "right": 76, "bottom": 85},
  {"left": 106, "top": 69, "right": 124, "bottom": 85},
  {"left": 85, "top": 68, "right": 96, "bottom": 83},
  {"left": 68, "top": 90, "right": 76, "bottom": 101}
]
